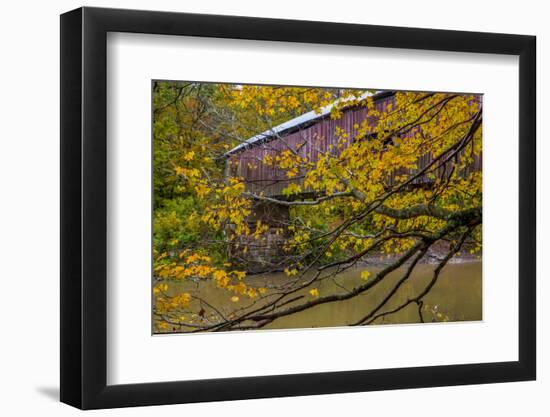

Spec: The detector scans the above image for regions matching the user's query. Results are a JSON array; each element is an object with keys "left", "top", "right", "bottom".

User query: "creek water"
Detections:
[
  {"left": 157, "top": 261, "right": 481, "bottom": 332},
  {"left": 270, "top": 261, "right": 481, "bottom": 329}
]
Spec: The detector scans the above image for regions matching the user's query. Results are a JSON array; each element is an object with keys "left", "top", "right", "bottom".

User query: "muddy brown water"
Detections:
[{"left": 156, "top": 261, "right": 482, "bottom": 332}]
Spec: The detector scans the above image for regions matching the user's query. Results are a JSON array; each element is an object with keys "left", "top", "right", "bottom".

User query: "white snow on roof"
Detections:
[{"left": 224, "top": 91, "right": 375, "bottom": 156}]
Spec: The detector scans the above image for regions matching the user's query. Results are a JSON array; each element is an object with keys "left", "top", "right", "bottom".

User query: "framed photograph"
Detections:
[{"left": 60, "top": 6, "right": 536, "bottom": 409}]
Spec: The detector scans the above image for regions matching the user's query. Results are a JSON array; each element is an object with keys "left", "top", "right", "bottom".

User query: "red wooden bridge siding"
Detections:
[{"left": 226, "top": 93, "right": 482, "bottom": 198}]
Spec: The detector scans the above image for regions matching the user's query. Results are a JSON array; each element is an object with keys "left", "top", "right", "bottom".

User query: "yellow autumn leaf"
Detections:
[
  {"left": 309, "top": 288, "right": 319, "bottom": 298},
  {"left": 360, "top": 270, "right": 371, "bottom": 281},
  {"left": 284, "top": 268, "right": 298, "bottom": 277}
]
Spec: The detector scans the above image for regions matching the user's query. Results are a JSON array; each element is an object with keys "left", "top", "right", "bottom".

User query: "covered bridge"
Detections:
[
  {"left": 224, "top": 91, "right": 393, "bottom": 198},
  {"left": 223, "top": 91, "right": 481, "bottom": 271}
]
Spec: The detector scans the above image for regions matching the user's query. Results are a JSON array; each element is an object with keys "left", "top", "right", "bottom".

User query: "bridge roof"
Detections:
[{"left": 224, "top": 91, "right": 381, "bottom": 157}]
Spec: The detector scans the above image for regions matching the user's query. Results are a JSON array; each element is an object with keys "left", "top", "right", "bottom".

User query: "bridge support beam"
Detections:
[{"left": 228, "top": 201, "right": 291, "bottom": 273}]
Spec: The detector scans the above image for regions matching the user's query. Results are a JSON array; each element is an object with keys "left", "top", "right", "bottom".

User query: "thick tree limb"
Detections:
[
  {"left": 242, "top": 191, "right": 352, "bottom": 206},
  {"left": 375, "top": 204, "right": 454, "bottom": 220}
]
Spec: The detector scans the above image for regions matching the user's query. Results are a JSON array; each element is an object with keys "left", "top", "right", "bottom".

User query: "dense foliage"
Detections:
[{"left": 152, "top": 82, "right": 482, "bottom": 332}]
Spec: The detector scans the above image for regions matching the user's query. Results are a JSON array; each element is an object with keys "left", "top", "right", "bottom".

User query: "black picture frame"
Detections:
[{"left": 60, "top": 6, "right": 536, "bottom": 410}]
